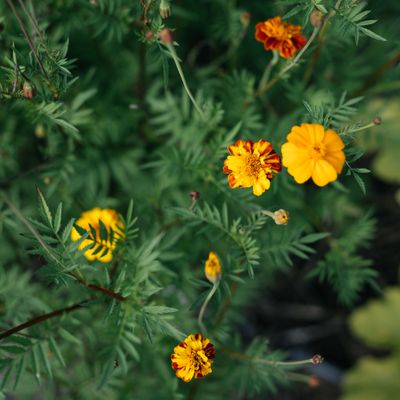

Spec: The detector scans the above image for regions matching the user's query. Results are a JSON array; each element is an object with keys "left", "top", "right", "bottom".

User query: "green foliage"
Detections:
[{"left": 0, "top": 0, "right": 392, "bottom": 397}]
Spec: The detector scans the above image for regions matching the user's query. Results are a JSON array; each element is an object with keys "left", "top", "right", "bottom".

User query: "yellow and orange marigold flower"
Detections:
[
  {"left": 281, "top": 123, "right": 346, "bottom": 187},
  {"left": 223, "top": 139, "right": 281, "bottom": 196},
  {"left": 255, "top": 16, "right": 307, "bottom": 59},
  {"left": 171, "top": 333, "right": 215, "bottom": 382},
  {"left": 71, "top": 208, "right": 124, "bottom": 263},
  {"left": 204, "top": 252, "right": 221, "bottom": 283}
]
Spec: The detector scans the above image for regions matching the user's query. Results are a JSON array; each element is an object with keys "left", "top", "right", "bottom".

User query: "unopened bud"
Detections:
[
  {"left": 240, "top": 11, "right": 251, "bottom": 27},
  {"left": 311, "top": 354, "right": 323, "bottom": 365},
  {"left": 159, "top": 0, "right": 171, "bottom": 19},
  {"left": 43, "top": 176, "right": 51, "bottom": 185},
  {"left": 159, "top": 28, "right": 173, "bottom": 45},
  {"left": 310, "top": 10, "right": 324, "bottom": 28},
  {"left": 190, "top": 191, "right": 200, "bottom": 201},
  {"left": 373, "top": 116, "right": 382, "bottom": 125},
  {"left": 273, "top": 209, "right": 289, "bottom": 225},
  {"left": 204, "top": 251, "right": 222, "bottom": 284},
  {"left": 22, "top": 81, "right": 34, "bottom": 99},
  {"left": 35, "top": 124, "right": 46, "bottom": 139},
  {"left": 145, "top": 31, "right": 155, "bottom": 41}
]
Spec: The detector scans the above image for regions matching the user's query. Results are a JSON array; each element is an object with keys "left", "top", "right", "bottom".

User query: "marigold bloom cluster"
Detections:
[
  {"left": 255, "top": 16, "right": 306, "bottom": 59},
  {"left": 281, "top": 123, "right": 345, "bottom": 187},
  {"left": 71, "top": 208, "right": 124, "bottom": 263},
  {"left": 171, "top": 333, "right": 215, "bottom": 382},
  {"left": 223, "top": 139, "right": 282, "bottom": 196},
  {"left": 204, "top": 251, "right": 221, "bottom": 283}
]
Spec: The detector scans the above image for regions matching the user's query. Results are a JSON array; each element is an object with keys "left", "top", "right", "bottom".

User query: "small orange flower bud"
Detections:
[
  {"left": 373, "top": 116, "right": 382, "bottom": 125},
  {"left": 159, "top": 0, "right": 171, "bottom": 19},
  {"left": 204, "top": 252, "right": 222, "bottom": 284},
  {"left": 145, "top": 31, "right": 155, "bottom": 41},
  {"left": 159, "top": 28, "right": 173, "bottom": 45},
  {"left": 22, "top": 81, "right": 34, "bottom": 99},
  {"left": 310, "top": 10, "right": 324, "bottom": 27},
  {"left": 273, "top": 209, "right": 289, "bottom": 225}
]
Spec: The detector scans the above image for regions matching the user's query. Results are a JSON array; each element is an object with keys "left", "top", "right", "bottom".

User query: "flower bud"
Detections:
[
  {"left": 311, "top": 354, "right": 323, "bottom": 365},
  {"left": 373, "top": 116, "right": 382, "bottom": 125},
  {"left": 190, "top": 191, "right": 200, "bottom": 201},
  {"left": 22, "top": 81, "right": 34, "bottom": 100},
  {"left": 159, "top": 28, "right": 173, "bottom": 45},
  {"left": 35, "top": 124, "right": 46, "bottom": 139},
  {"left": 310, "top": 10, "right": 324, "bottom": 28},
  {"left": 204, "top": 251, "right": 222, "bottom": 284},
  {"left": 159, "top": 0, "right": 171, "bottom": 19},
  {"left": 145, "top": 31, "right": 155, "bottom": 41},
  {"left": 273, "top": 209, "right": 289, "bottom": 225}
]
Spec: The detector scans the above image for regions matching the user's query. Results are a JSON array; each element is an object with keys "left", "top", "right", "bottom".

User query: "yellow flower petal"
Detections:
[
  {"left": 312, "top": 159, "right": 338, "bottom": 186},
  {"left": 252, "top": 172, "right": 271, "bottom": 196}
]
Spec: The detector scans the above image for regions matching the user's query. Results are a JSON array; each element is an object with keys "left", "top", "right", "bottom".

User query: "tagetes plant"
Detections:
[
  {"left": 71, "top": 208, "right": 124, "bottom": 262},
  {"left": 171, "top": 334, "right": 216, "bottom": 382},
  {"left": 223, "top": 139, "right": 282, "bottom": 196},
  {"left": 255, "top": 16, "right": 306, "bottom": 59},
  {"left": 281, "top": 123, "right": 346, "bottom": 187}
]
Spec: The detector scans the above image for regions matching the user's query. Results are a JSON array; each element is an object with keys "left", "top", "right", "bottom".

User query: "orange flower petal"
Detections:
[{"left": 312, "top": 159, "right": 338, "bottom": 186}]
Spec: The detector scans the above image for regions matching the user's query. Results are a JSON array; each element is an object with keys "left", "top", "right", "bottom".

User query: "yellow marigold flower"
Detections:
[
  {"left": 223, "top": 139, "right": 282, "bottom": 196},
  {"left": 281, "top": 123, "right": 345, "bottom": 187},
  {"left": 71, "top": 208, "right": 124, "bottom": 263},
  {"left": 204, "top": 252, "right": 221, "bottom": 283},
  {"left": 171, "top": 333, "right": 215, "bottom": 382},
  {"left": 255, "top": 16, "right": 307, "bottom": 59}
]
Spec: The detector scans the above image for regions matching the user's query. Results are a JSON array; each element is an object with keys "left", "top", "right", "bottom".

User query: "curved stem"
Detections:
[
  {"left": 164, "top": 43, "right": 206, "bottom": 121},
  {"left": 258, "top": 50, "right": 279, "bottom": 91},
  {"left": 198, "top": 280, "right": 220, "bottom": 334},
  {"left": 254, "top": 26, "right": 320, "bottom": 98}
]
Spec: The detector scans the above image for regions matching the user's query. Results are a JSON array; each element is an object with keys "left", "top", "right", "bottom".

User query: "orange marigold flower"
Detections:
[
  {"left": 255, "top": 16, "right": 307, "bottom": 59},
  {"left": 204, "top": 251, "right": 221, "bottom": 283},
  {"left": 281, "top": 123, "right": 345, "bottom": 187},
  {"left": 71, "top": 208, "right": 124, "bottom": 263},
  {"left": 223, "top": 139, "right": 281, "bottom": 196},
  {"left": 171, "top": 333, "right": 215, "bottom": 382}
]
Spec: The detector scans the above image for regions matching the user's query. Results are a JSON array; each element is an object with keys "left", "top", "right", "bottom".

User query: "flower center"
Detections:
[
  {"left": 245, "top": 154, "right": 262, "bottom": 177},
  {"left": 310, "top": 143, "right": 326, "bottom": 160},
  {"left": 193, "top": 350, "right": 209, "bottom": 371}
]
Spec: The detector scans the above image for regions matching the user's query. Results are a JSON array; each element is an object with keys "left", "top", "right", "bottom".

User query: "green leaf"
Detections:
[
  {"left": 350, "top": 288, "right": 400, "bottom": 350},
  {"left": 37, "top": 188, "right": 52, "bottom": 228},
  {"left": 53, "top": 203, "right": 63, "bottom": 234}
]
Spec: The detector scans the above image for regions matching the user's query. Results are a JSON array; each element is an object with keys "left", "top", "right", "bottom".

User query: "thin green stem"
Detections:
[
  {"left": 6, "top": 0, "right": 49, "bottom": 80},
  {"left": 220, "top": 349, "right": 321, "bottom": 367},
  {"left": 347, "top": 122, "right": 376, "bottom": 133},
  {"left": 255, "top": 26, "right": 320, "bottom": 98},
  {"left": 258, "top": 50, "right": 279, "bottom": 91},
  {"left": 164, "top": 43, "right": 206, "bottom": 121},
  {"left": 198, "top": 280, "right": 220, "bottom": 334}
]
